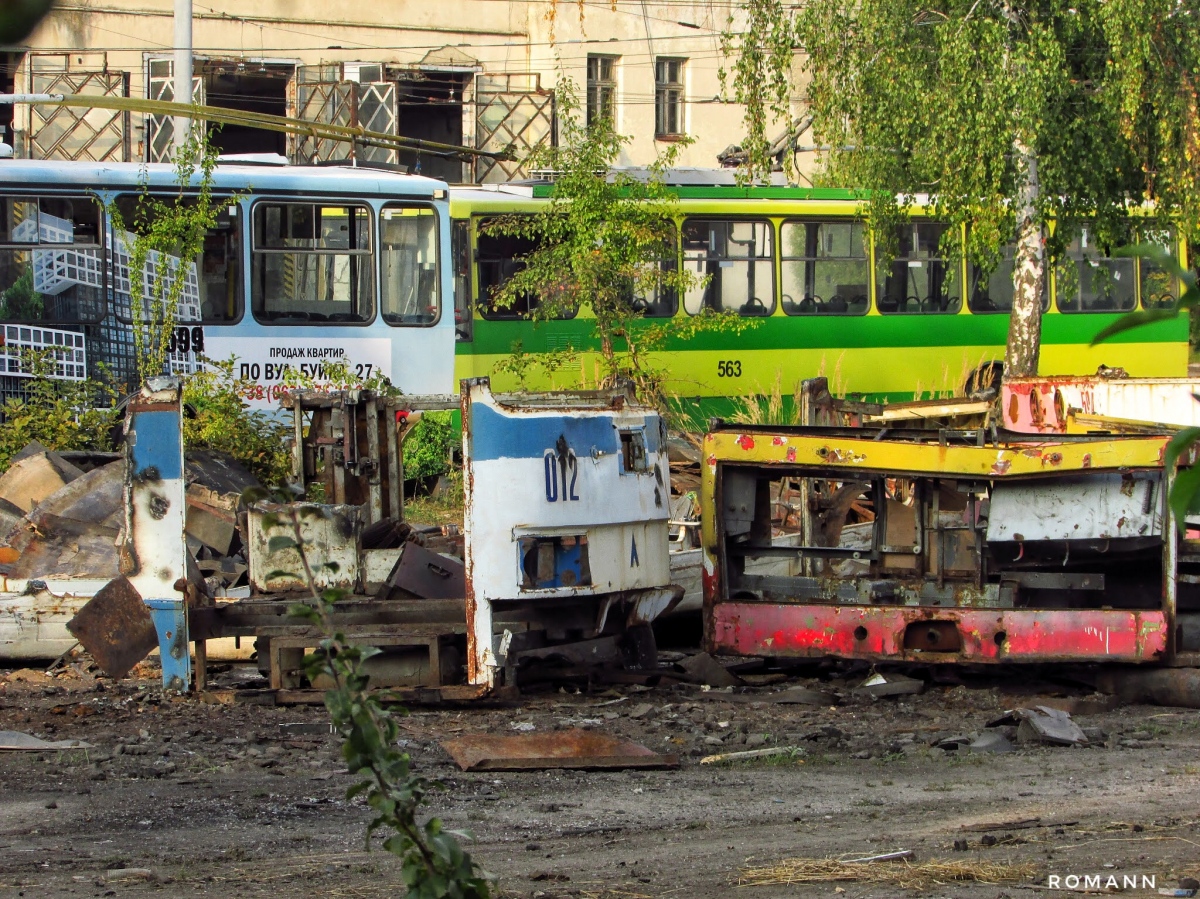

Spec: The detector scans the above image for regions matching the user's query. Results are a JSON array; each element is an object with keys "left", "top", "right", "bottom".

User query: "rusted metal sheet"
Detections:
[
  {"left": 0, "top": 584, "right": 101, "bottom": 660},
  {"left": 1002, "top": 376, "right": 1200, "bottom": 434},
  {"left": 247, "top": 503, "right": 362, "bottom": 593},
  {"left": 441, "top": 727, "right": 679, "bottom": 771},
  {"left": 381, "top": 541, "right": 465, "bottom": 600},
  {"left": 707, "top": 602, "right": 1169, "bottom": 663},
  {"left": 65, "top": 575, "right": 157, "bottom": 678}
]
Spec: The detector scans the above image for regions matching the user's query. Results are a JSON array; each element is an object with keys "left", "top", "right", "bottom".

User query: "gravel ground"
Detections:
[{"left": 2, "top": 659, "right": 1198, "bottom": 899}]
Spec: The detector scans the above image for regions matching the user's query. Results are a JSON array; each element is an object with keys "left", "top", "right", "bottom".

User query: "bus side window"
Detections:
[
  {"left": 380, "top": 204, "right": 439, "bottom": 327},
  {"left": 967, "top": 242, "right": 1048, "bottom": 313},
  {"left": 878, "top": 222, "right": 961, "bottom": 314},
  {"left": 475, "top": 216, "right": 576, "bottom": 320},
  {"left": 452, "top": 218, "right": 472, "bottom": 340},
  {"left": 111, "top": 194, "right": 242, "bottom": 325},
  {"left": 0, "top": 195, "right": 106, "bottom": 326},
  {"left": 780, "top": 220, "right": 868, "bottom": 316},
  {"left": 251, "top": 202, "right": 374, "bottom": 324},
  {"left": 1054, "top": 226, "right": 1135, "bottom": 313},
  {"left": 630, "top": 225, "right": 678, "bottom": 317},
  {"left": 682, "top": 218, "right": 775, "bottom": 317},
  {"left": 1138, "top": 228, "right": 1177, "bottom": 309}
]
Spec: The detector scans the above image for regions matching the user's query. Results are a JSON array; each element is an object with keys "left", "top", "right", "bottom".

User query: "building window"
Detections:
[
  {"left": 587, "top": 55, "right": 617, "bottom": 127},
  {"left": 655, "top": 57, "right": 685, "bottom": 138}
]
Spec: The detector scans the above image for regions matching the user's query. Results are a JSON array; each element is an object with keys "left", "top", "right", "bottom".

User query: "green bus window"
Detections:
[
  {"left": 251, "top": 202, "right": 373, "bottom": 324},
  {"left": 113, "top": 194, "right": 241, "bottom": 325},
  {"left": 1138, "top": 228, "right": 1177, "bottom": 309},
  {"left": 631, "top": 228, "right": 678, "bottom": 318},
  {"left": 878, "top": 222, "right": 961, "bottom": 314},
  {"left": 682, "top": 218, "right": 775, "bottom": 317},
  {"left": 780, "top": 220, "right": 869, "bottom": 316},
  {"left": 476, "top": 218, "right": 577, "bottom": 321},
  {"left": 0, "top": 195, "right": 105, "bottom": 325},
  {"left": 380, "top": 204, "right": 438, "bottom": 327},
  {"left": 452, "top": 219, "right": 472, "bottom": 341},
  {"left": 1054, "top": 226, "right": 1135, "bottom": 313},
  {"left": 967, "top": 243, "right": 1048, "bottom": 313}
]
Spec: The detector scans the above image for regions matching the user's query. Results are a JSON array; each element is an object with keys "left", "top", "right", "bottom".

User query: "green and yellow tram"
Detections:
[{"left": 449, "top": 183, "right": 1188, "bottom": 418}]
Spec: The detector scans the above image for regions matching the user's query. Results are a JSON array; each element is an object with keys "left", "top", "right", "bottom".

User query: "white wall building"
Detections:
[{"left": 1, "top": 1, "right": 810, "bottom": 183}]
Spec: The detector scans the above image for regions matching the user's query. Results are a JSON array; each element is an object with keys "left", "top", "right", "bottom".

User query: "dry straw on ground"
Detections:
[{"left": 738, "top": 857, "right": 1038, "bottom": 889}]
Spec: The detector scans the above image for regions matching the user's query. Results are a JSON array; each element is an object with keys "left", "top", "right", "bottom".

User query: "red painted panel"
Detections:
[{"left": 710, "top": 603, "right": 1167, "bottom": 663}]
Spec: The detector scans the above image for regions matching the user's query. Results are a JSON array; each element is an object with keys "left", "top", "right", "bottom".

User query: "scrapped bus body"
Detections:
[
  {"left": 700, "top": 419, "right": 1199, "bottom": 666},
  {"left": 0, "top": 376, "right": 681, "bottom": 699}
]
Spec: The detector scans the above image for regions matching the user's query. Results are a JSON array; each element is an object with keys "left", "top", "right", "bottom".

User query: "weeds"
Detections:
[
  {"left": 0, "top": 349, "right": 118, "bottom": 471},
  {"left": 260, "top": 497, "right": 490, "bottom": 899}
]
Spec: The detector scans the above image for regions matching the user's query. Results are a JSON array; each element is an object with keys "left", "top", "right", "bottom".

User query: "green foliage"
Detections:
[
  {"left": 0, "top": 270, "right": 43, "bottom": 321},
  {"left": 279, "top": 358, "right": 399, "bottom": 396},
  {"left": 486, "top": 78, "right": 742, "bottom": 408},
  {"left": 0, "top": 350, "right": 118, "bottom": 471},
  {"left": 181, "top": 357, "right": 292, "bottom": 487},
  {"left": 725, "top": 0, "right": 1200, "bottom": 373},
  {"left": 0, "top": 0, "right": 54, "bottom": 44},
  {"left": 403, "top": 411, "right": 457, "bottom": 481},
  {"left": 106, "top": 129, "right": 230, "bottom": 382},
  {"left": 253, "top": 498, "right": 489, "bottom": 899}
]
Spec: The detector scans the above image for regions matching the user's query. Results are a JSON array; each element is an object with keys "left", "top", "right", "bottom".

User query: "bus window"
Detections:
[
  {"left": 476, "top": 217, "right": 576, "bottom": 320},
  {"left": 878, "top": 222, "right": 961, "bottom": 314},
  {"left": 380, "top": 204, "right": 438, "bottom": 327},
  {"left": 1054, "top": 226, "right": 1135, "bottom": 312},
  {"left": 1139, "top": 228, "right": 1177, "bottom": 309},
  {"left": 452, "top": 218, "right": 472, "bottom": 340},
  {"left": 780, "top": 220, "right": 869, "bottom": 315},
  {"left": 967, "top": 243, "right": 1048, "bottom": 313},
  {"left": 251, "top": 202, "right": 373, "bottom": 324},
  {"left": 112, "top": 195, "right": 242, "bottom": 325},
  {"left": 631, "top": 227, "right": 678, "bottom": 317},
  {"left": 0, "top": 196, "right": 105, "bottom": 324},
  {"left": 682, "top": 219, "right": 775, "bottom": 317}
]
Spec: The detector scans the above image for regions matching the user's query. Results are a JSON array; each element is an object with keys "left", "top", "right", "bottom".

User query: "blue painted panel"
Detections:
[
  {"left": 469, "top": 402, "right": 630, "bottom": 463},
  {"left": 129, "top": 410, "right": 183, "bottom": 481},
  {"left": 145, "top": 598, "right": 190, "bottom": 692}
]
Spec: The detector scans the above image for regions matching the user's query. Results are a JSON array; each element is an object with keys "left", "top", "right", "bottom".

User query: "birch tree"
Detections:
[{"left": 724, "top": 0, "right": 1200, "bottom": 376}]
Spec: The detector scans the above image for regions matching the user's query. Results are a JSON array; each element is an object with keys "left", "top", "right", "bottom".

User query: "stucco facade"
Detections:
[{"left": 1, "top": 1, "right": 809, "bottom": 183}]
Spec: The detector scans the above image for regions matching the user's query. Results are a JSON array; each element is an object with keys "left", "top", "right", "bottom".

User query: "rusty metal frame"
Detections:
[{"left": 701, "top": 426, "right": 1176, "bottom": 665}]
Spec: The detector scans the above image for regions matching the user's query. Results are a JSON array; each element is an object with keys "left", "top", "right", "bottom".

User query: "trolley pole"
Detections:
[{"left": 173, "top": 0, "right": 192, "bottom": 150}]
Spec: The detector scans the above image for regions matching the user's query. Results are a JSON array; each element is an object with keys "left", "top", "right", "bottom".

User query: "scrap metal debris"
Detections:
[
  {"left": 441, "top": 727, "right": 679, "bottom": 771},
  {"left": 855, "top": 672, "right": 925, "bottom": 698},
  {"left": 988, "top": 706, "right": 1089, "bottom": 746},
  {"left": 65, "top": 576, "right": 157, "bottom": 679},
  {"left": 0, "top": 729, "right": 92, "bottom": 750}
]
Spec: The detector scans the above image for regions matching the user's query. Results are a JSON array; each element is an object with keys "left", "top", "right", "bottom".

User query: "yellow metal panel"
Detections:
[{"left": 703, "top": 430, "right": 1168, "bottom": 477}]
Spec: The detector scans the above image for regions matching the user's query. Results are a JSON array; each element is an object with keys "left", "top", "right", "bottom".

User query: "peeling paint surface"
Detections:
[{"left": 711, "top": 603, "right": 1167, "bottom": 663}]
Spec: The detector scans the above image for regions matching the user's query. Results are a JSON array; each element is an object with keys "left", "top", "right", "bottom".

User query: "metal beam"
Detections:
[{"left": 0, "top": 93, "right": 513, "bottom": 161}]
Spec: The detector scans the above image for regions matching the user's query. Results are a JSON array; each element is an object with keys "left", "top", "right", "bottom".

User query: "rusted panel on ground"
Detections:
[
  {"left": 65, "top": 575, "right": 157, "bottom": 678},
  {"left": 441, "top": 727, "right": 679, "bottom": 771},
  {"left": 708, "top": 603, "right": 1168, "bottom": 663}
]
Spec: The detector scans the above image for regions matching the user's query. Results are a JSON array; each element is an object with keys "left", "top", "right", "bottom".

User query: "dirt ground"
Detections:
[{"left": 2, "top": 653, "right": 1199, "bottom": 899}]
